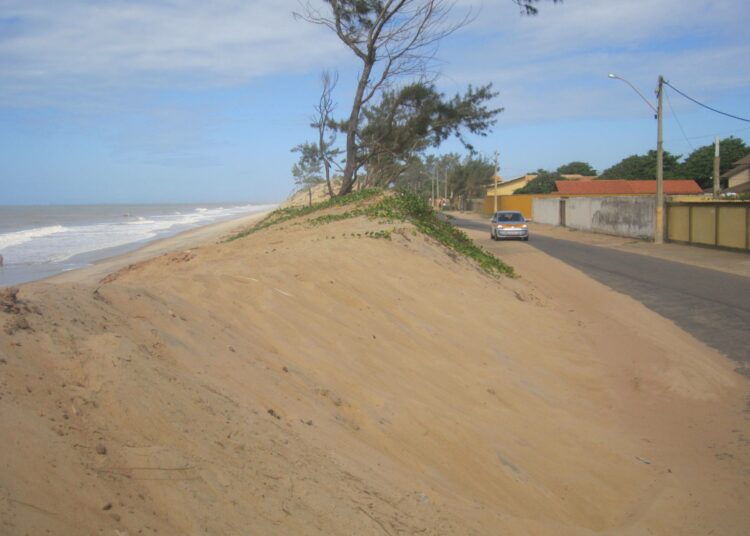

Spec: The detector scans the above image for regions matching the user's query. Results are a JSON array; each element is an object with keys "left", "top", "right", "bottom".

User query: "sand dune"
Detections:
[{"left": 1, "top": 197, "right": 748, "bottom": 535}]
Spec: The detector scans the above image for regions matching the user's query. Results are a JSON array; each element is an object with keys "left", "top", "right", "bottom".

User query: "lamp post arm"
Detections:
[{"left": 609, "top": 74, "right": 658, "bottom": 115}]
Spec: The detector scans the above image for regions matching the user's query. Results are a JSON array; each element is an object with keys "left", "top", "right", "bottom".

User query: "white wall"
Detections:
[
  {"left": 532, "top": 198, "right": 560, "bottom": 225},
  {"left": 534, "top": 196, "right": 655, "bottom": 239}
]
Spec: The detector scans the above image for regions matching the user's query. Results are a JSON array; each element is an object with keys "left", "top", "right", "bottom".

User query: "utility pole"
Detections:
[
  {"left": 713, "top": 136, "right": 721, "bottom": 199},
  {"left": 608, "top": 72, "right": 666, "bottom": 242},
  {"left": 493, "top": 151, "right": 500, "bottom": 214},
  {"left": 432, "top": 169, "right": 436, "bottom": 209},
  {"left": 443, "top": 163, "right": 448, "bottom": 201},
  {"left": 655, "top": 75, "right": 664, "bottom": 244},
  {"left": 437, "top": 166, "right": 442, "bottom": 208}
]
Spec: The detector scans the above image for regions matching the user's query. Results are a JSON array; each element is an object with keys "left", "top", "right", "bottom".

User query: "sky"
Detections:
[{"left": 1, "top": 0, "right": 749, "bottom": 204}]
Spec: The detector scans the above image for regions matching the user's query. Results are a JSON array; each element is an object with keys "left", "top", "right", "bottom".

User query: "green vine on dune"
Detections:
[
  {"left": 226, "top": 189, "right": 382, "bottom": 240},
  {"left": 226, "top": 189, "right": 514, "bottom": 277}
]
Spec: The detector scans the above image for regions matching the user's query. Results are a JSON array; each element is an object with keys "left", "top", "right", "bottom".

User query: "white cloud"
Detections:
[
  {"left": 2, "top": 0, "right": 748, "bottom": 172},
  {"left": 439, "top": 0, "right": 750, "bottom": 123},
  {"left": 0, "top": 0, "right": 345, "bottom": 103}
]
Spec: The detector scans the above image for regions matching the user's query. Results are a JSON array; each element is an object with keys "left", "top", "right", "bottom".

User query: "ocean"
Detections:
[{"left": 0, "top": 202, "right": 276, "bottom": 286}]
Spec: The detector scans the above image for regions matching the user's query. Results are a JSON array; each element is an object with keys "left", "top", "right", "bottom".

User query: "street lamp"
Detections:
[{"left": 608, "top": 73, "right": 665, "bottom": 244}]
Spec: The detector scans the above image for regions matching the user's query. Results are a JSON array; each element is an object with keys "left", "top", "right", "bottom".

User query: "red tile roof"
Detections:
[
  {"left": 554, "top": 180, "right": 703, "bottom": 195},
  {"left": 560, "top": 174, "right": 597, "bottom": 181}
]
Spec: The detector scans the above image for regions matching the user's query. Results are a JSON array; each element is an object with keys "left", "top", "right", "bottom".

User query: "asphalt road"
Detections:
[{"left": 452, "top": 217, "right": 750, "bottom": 368}]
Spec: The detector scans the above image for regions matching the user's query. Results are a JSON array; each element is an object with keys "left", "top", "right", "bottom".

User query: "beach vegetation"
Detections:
[{"left": 227, "top": 189, "right": 514, "bottom": 277}]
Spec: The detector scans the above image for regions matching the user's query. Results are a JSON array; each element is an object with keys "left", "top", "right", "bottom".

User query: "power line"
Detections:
[
  {"left": 664, "top": 125, "right": 750, "bottom": 144},
  {"left": 665, "top": 89, "right": 694, "bottom": 151},
  {"left": 664, "top": 80, "right": 750, "bottom": 123}
]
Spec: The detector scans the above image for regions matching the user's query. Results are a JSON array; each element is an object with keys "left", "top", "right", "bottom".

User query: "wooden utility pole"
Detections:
[
  {"left": 655, "top": 75, "right": 664, "bottom": 244},
  {"left": 713, "top": 136, "right": 721, "bottom": 199},
  {"left": 432, "top": 171, "right": 436, "bottom": 209},
  {"left": 443, "top": 164, "right": 448, "bottom": 201}
]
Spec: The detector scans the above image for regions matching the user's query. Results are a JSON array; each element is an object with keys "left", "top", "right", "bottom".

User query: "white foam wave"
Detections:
[
  {"left": 0, "top": 225, "right": 67, "bottom": 250},
  {"left": 0, "top": 204, "right": 275, "bottom": 265}
]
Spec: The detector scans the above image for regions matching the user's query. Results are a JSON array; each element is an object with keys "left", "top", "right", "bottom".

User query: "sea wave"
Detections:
[
  {"left": 0, "top": 204, "right": 275, "bottom": 265},
  {"left": 0, "top": 225, "right": 67, "bottom": 250}
]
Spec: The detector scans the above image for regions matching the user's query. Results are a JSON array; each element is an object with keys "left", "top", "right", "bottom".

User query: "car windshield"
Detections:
[{"left": 496, "top": 212, "right": 524, "bottom": 222}]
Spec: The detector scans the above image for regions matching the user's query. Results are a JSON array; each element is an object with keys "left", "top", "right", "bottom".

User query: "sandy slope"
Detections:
[{"left": 1, "top": 200, "right": 748, "bottom": 535}]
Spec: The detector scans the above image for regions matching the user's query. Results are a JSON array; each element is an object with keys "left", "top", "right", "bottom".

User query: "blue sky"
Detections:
[{"left": 1, "top": 0, "right": 749, "bottom": 204}]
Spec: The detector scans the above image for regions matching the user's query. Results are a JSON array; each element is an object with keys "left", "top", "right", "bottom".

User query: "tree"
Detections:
[
  {"left": 358, "top": 82, "right": 501, "bottom": 187},
  {"left": 291, "top": 142, "right": 324, "bottom": 189},
  {"left": 557, "top": 161, "right": 596, "bottom": 176},
  {"left": 291, "top": 72, "right": 342, "bottom": 197},
  {"left": 599, "top": 150, "right": 682, "bottom": 180},
  {"left": 514, "top": 169, "right": 563, "bottom": 194},
  {"left": 681, "top": 137, "right": 749, "bottom": 189},
  {"left": 447, "top": 155, "right": 495, "bottom": 199},
  {"left": 295, "top": 1, "right": 471, "bottom": 195},
  {"left": 511, "top": 0, "right": 563, "bottom": 15},
  {"left": 312, "top": 71, "right": 341, "bottom": 198},
  {"left": 294, "top": 1, "right": 562, "bottom": 195}
]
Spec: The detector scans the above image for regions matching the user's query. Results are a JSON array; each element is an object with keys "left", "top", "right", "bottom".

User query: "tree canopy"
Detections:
[
  {"left": 599, "top": 150, "right": 683, "bottom": 180},
  {"left": 447, "top": 155, "right": 495, "bottom": 199},
  {"left": 389, "top": 153, "right": 460, "bottom": 198},
  {"left": 681, "top": 137, "right": 750, "bottom": 189},
  {"left": 358, "top": 83, "right": 501, "bottom": 187},
  {"left": 557, "top": 161, "right": 596, "bottom": 176},
  {"left": 514, "top": 170, "right": 563, "bottom": 194},
  {"left": 293, "top": 1, "right": 559, "bottom": 196},
  {"left": 512, "top": 0, "right": 563, "bottom": 15},
  {"left": 291, "top": 142, "right": 325, "bottom": 189},
  {"left": 296, "top": 0, "right": 472, "bottom": 195}
]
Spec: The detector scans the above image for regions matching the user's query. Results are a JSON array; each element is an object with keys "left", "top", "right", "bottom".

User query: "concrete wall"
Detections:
[
  {"left": 534, "top": 196, "right": 655, "bottom": 238},
  {"left": 532, "top": 198, "right": 560, "bottom": 225},
  {"left": 533, "top": 196, "right": 655, "bottom": 239},
  {"left": 565, "top": 196, "right": 655, "bottom": 239}
]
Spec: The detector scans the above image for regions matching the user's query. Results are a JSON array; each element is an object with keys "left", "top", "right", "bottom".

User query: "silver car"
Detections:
[{"left": 490, "top": 211, "right": 529, "bottom": 241}]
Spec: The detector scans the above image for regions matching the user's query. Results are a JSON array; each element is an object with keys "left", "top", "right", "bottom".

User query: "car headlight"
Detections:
[{"left": 521, "top": 224, "right": 527, "bottom": 229}]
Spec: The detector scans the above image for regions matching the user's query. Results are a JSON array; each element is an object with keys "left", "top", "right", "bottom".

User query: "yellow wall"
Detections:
[
  {"left": 482, "top": 194, "right": 541, "bottom": 218},
  {"left": 690, "top": 206, "right": 716, "bottom": 245},
  {"left": 500, "top": 195, "right": 534, "bottom": 218},
  {"left": 717, "top": 207, "right": 746, "bottom": 249},
  {"left": 667, "top": 206, "right": 690, "bottom": 242},
  {"left": 666, "top": 202, "right": 749, "bottom": 251}
]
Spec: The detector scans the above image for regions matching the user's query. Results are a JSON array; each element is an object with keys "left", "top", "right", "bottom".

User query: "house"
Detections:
[
  {"left": 721, "top": 154, "right": 750, "bottom": 190},
  {"left": 482, "top": 178, "right": 703, "bottom": 220},
  {"left": 486, "top": 174, "right": 537, "bottom": 196},
  {"left": 723, "top": 181, "right": 750, "bottom": 196},
  {"left": 554, "top": 179, "right": 703, "bottom": 196}
]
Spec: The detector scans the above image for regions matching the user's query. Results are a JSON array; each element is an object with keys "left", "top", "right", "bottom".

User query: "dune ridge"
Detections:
[{"left": 1, "top": 192, "right": 748, "bottom": 535}]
